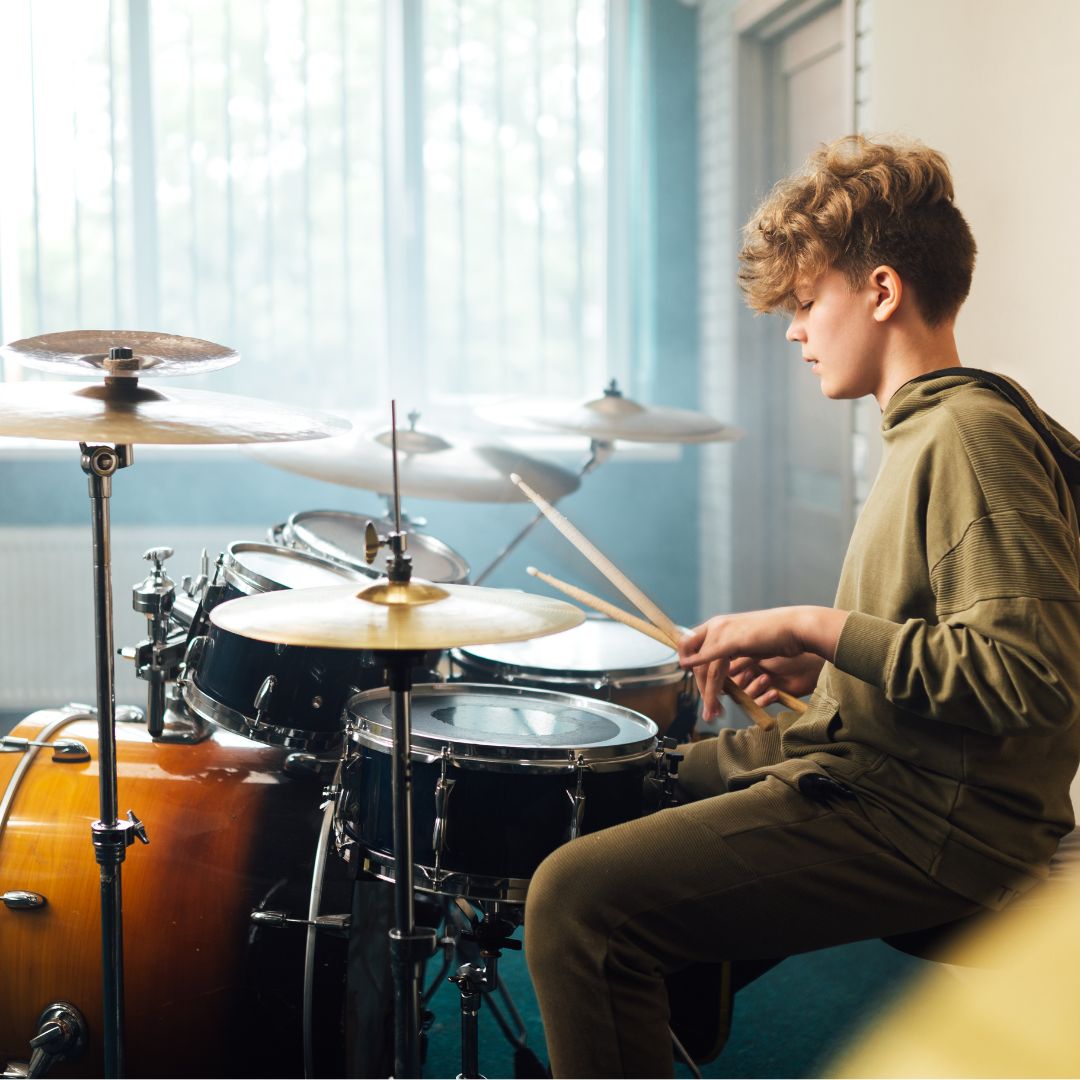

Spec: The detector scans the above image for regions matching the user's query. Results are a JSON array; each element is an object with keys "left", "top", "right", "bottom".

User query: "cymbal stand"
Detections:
[
  {"left": 80, "top": 435, "right": 149, "bottom": 1079},
  {"left": 472, "top": 438, "right": 613, "bottom": 585},
  {"left": 371, "top": 402, "right": 438, "bottom": 1078}
]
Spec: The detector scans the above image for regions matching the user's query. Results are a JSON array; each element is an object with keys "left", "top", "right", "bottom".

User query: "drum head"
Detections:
[
  {"left": 224, "top": 540, "right": 369, "bottom": 595},
  {"left": 453, "top": 615, "right": 681, "bottom": 685},
  {"left": 283, "top": 509, "right": 471, "bottom": 584},
  {"left": 346, "top": 683, "right": 657, "bottom": 768}
]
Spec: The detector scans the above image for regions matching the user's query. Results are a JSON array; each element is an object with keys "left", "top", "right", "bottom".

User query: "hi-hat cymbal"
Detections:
[
  {"left": 477, "top": 380, "right": 742, "bottom": 444},
  {"left": 0, "top": 380, "right": 349, "bottom": 444},
  {"left": 1, "top": 330, "right": 239, "bottom": 378},
  {"left": 246, "top": 418, "right": 581, "bottom": 503},
  {"left": 210, "top": 580, "right": 586, "bottom": 650}
]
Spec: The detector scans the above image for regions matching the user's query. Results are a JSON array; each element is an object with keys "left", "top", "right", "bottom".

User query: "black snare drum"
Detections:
[
  {"left": 274, "top": 509, "right": 471, "bottom": 584},
  {"left": 337, "top": 684, "right": 658, "bottom": 903},
  {"left": 182, "top": 542, "right": 385, "bottom": 751}
]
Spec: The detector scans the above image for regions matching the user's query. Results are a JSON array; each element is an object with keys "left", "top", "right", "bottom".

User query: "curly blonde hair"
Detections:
[{"left": 738, "top": 135, "right": 976, "bottom": 326}]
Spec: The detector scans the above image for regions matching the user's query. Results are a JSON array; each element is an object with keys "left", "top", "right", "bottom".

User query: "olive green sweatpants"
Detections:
[{"left": 523, "top": 727, "right": 979, "bottom": 1078}]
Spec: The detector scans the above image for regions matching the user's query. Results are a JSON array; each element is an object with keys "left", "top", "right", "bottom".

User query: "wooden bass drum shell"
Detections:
[{"left": 0, "top": 708, "right": 345, "bottom": 1078}]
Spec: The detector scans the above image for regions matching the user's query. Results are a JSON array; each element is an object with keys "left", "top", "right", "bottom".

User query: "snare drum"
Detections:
[
  {"left": 451, "top": 615, "right": 697, "bottom": 737},
  {"left": 0, "top": 707, "right": 348, "bottom": 1078},
  {"left": 275, "top": 509, "right": 471, "bottom": 584},
  {"left": 337, "top": 684, "right": 658, "bottom": 903},
  {"left": 182, "top": 541, "right": 386, "bottom": 751}
]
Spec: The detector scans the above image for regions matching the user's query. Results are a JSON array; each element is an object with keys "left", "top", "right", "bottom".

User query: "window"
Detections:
[{"left": 0, "top": 0, "right": 610, "bottom": 414}]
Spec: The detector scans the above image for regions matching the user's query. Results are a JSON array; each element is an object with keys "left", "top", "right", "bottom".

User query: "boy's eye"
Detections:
[{"left": 798, "top": 300, "right": 813, "bottom": 311}]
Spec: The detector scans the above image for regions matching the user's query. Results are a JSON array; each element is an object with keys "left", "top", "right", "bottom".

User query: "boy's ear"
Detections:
[{"left": 869, "top": 265, "right": 902, "bottom": 323}]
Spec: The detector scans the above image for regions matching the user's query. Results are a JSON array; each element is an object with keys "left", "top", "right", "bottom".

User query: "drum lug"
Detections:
[
  {"left": 0, "top": 736, "right": 90, "bottom": 763},
  {"left": 567, "top": 755, "right": 588, "bottom": 840},
  {"left": 320, "top": 783, "right": 342, "bottom": 810},
  {"left": 249, "top": 908, "right": 351, "bottom": 936},
  {"left": 432, "top": 747, "right": 456, "bottom": 872},
  {"left": 252, "top": 675, "right": 277, "bottom": 729},
  {"left": 1, "top": 890, "right": 47, "bottom": 910}
]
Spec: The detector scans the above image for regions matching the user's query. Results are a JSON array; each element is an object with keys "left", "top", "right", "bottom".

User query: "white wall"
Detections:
[{"left": 869, "top": 0, "right": 1080, "bottom": 429}]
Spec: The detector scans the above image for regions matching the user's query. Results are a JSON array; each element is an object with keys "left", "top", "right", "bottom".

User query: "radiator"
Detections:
[{"left": 0, "top": 524, "right": 253, "bottom": 712}]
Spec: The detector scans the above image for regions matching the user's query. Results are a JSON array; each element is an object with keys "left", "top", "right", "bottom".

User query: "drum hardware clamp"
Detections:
[
  {"left": 0, "top": 736, "right": 90, "bottom": 763},
  {"left": 132, "top": 547, "right": 177, "bottom": 739},
  {"left": 644, "top": 737, "right": 685, "bottom": 812},
  {"left": 432, "top": 748, "right": 456, "bottom": 875},
  {"left": 2, "top": 1001, "right": 88, "bottom": 1079}
]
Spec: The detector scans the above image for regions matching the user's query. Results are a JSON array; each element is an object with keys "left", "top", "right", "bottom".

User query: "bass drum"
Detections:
[
  {"left": 274, "top": 509, "right": 471, "bottom": 584},
  {"left": 0, "top": 707, "right": 350, "bottom": 1078}
]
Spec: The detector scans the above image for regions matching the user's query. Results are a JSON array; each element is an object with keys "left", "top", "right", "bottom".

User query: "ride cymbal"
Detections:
[
  {"left": 477, "top": 380, "right": 742, "bottom": 444},
  {"left": 0, "top": 380, "right": 349, "bottom": 444},
  {"left": 1, "top": 330, "right": 239, "bottom": 378},
  {"left": 246, "top": 417, "right": 581, "bottom": 503},
  {"left": 210, "top": 581, "right": 586, "bottom": 651}
]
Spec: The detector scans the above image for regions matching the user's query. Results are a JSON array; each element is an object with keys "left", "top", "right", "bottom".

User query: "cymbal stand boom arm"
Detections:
[{"left": 473, "top": 439, "right": 613, "bottom": 586}]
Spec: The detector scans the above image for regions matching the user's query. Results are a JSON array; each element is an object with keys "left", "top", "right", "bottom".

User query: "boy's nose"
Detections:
[{"left": 785, "top": 318, "right": 804, "bottom": 343}]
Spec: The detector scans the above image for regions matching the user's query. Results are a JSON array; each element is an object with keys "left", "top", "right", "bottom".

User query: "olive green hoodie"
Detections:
[{"left": 734, "top": 372, "right": 1080, "bottom": 909}]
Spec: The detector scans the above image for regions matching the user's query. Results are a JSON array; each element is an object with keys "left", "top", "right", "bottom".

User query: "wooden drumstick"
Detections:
[
  {"left": 526, "top": 566, "right": 776, "bottom": 731},
  {"left": 510, "top": 473, "right": 681, "bottom": 642},
  {"left": 774, "top": 689, "right": 809, "bottom": 714}
]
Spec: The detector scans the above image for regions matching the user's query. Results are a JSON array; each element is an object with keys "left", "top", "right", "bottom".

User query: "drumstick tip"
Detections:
[
  {"left": 510, "top": 472, "right": 522, "bottom": 485},
  {"left": 525, "top": 565, "right": 538, "bottom": 576}
]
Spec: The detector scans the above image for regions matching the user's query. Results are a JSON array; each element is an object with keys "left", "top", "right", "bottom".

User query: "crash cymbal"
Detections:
[
  {"left": 1, "top": 330, "right": 239, "bottom": 377},
  {"left": 0, "top": 380, "right": 349, "bottom": 444},
  {"left": 477, "top": 380, "right": 742, "bottom": 444},
  {"left": 210, "top": 580, "right": 586, "bottom": 650},
  {"left": 246, "top": 415, "right": 581, "bottom": 503}
]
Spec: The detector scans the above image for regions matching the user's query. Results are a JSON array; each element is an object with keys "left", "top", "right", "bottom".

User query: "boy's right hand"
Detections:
[{"left": 727, "top": 653, "right": 824, "bottom": 707}]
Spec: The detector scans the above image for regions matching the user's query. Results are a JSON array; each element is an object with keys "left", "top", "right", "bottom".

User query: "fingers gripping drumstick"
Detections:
[
  {"left": 526, "top": 566, "right": 776, "bottom": 730},
  {"left": 508, "top": 472, "right": 778, "bottom": 729}
]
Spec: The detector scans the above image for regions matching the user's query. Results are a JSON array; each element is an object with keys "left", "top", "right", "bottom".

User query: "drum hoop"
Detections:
[
  {"left": 222, "top": 540, "right": 366, "bottom": 595},
  {"left": 182, "top": 680, "right": 343, "bottom": 752},
  {"left": 449, "top": 648, "right": 688, "bottom": 691},
  {"left": 357, "top": 848, "right": 533, "bottom": 905},
  {"left": 345, "top": 683, "right": 658, "bottom": 770},
  {"left": 286, "top": 509, "right": 472, "bottom": 583}
]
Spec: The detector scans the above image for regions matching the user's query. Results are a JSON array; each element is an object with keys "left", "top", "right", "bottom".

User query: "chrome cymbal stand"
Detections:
[
  {"left": 472, "top": 438, "right": 612, "bottom": 585},
  {"left": 81, "top": 433, "right": 149, "bottom": 1079},
  {"left": 370, "top": 402, "right": 438, "bottom": 1077}
]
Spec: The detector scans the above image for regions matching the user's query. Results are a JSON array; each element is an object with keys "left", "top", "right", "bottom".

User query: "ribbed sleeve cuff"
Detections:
[{"left": 834, "top": 611, "right": 903, "bottom": 688}]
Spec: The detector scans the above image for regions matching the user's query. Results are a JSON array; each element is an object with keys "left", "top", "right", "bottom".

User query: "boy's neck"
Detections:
[{"left": 874, "top": 318, "right": 961, "bottom": 411}]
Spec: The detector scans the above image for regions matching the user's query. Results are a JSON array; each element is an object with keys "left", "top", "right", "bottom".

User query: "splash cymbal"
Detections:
[
  {"left": 247, "top": 417, "right": 581, "bottom": 503},
  {"left": 477, "top": 380, "right": 742, "bottom": 444},
  {"left": 1, "top": 330, "right": 239, "bottom": 378},
  {"left": 210, "top": 580, "right": 586, "bottom": 651},
  {"left": 0, "top": 380, "right": 349, "bottom": 444}
]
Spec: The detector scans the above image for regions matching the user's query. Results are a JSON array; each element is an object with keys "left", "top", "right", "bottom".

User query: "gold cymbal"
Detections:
[
  {"left": 210, "top": 581, "right": 586, "bottom": 650},
  {"left": 1, "top": 330, "right": 239, "bottom": 378},
  {"left": 478, "top": 381, "right": 742, "bottom": 444},
  {"left": 246, "top": 419, "right": 581, "bottom": 503},
  {"left": 0, "top": 380, "right": 349, "bottom": 444}
]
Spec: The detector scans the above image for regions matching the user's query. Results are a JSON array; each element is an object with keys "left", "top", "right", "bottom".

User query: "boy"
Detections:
[{"left": 524, "top": 135, "right": 1080, "bottom": 1078}]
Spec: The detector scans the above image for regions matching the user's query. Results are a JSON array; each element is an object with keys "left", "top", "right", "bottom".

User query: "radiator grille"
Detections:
[{"left": 0, "top": 525, "right": 251, "bottom": 711}]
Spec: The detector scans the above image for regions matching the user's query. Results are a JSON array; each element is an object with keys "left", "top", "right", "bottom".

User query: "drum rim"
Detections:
[
  {"left": 183, "top": 679, "right": 344, "bottom": 752},
  {"left": 283, "top": 508, "right": 472, "bottom": 584},
  {"left": 345, "top": 682, "right": 658, "bottom": 770},
  {"left": 449, "top": 614, "right": 688, "bottom": 687},
  {"left": 223, "top": 539, "right": 368, "bottom": 595}
]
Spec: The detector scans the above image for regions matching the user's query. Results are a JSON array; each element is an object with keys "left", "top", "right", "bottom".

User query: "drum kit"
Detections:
[{"left": 0, "top": 331, "right": 739, "bottom": 1079}]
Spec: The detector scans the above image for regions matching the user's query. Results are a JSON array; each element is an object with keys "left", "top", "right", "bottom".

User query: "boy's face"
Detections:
[{"left": 785, "top": 268, "right": 883, "bottom": 400}]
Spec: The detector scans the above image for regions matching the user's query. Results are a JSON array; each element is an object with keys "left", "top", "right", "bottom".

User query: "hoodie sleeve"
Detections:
[{"left": 834, "top": 394, "right": 1080, "bottom": 736}]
